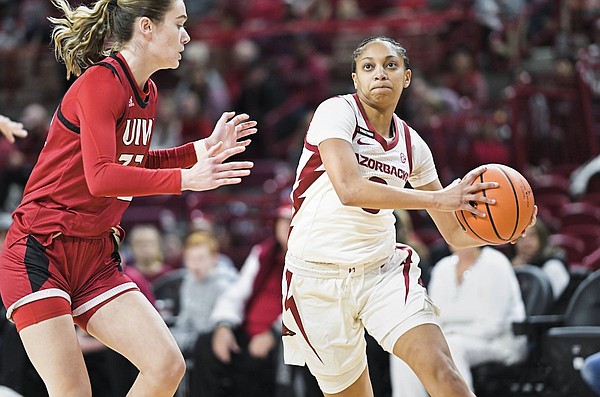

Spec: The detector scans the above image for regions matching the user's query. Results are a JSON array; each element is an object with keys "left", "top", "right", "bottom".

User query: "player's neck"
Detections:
[{"left": 119, "top": 49, "right": 152, "bottom": 90}]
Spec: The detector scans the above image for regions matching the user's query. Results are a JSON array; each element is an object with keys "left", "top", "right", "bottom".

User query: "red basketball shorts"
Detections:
[{"left": 0, "top": 229, "right": 138, "bottom": 331}]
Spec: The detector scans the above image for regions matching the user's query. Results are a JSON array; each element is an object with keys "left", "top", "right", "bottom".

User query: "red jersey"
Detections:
[{"left": 12, "top": 53, "right": 197, "bottom": 245}]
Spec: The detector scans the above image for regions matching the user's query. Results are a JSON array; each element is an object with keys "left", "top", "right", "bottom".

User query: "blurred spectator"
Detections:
[
  {"left": 400, "top": 71, "right": 460, "bottom": 131},
  {"left": 175, "top": 90, "right": 215, "bottom": 143},
  {"left": 185, "top": 0, "right": 219, "bottom": 21},
  {"left": 277, "top": 34, "right": 330, "bottom": 110},
  {"left": 509, "top": 220, "right": 570, "bottom": 301},
  {"left": 162, "top": 231, "right": 185, "bottom": 269},
  {"left": 151, "top": 90, "right": 182, "bottom": 149},
  {"left": 126, "top": 224, "right": 173, "bottom": 284},
  {"left": 189, "top": 203, "right": 292, "bottom": 396},
  {"left": 440, "top": 45, "right": 489, "bottom": 108},
  {"left": 390, "top": 245, "right": 527, "bottom": 396},
  {"left": 170, "top": 230, "right": 238, "bottom": 356},
  {"left": 274, "top": 34, "right": 330, "bottom": 147},
  {"left": 227, "top": 38, "right": 287, "bottom": 157},
  {"left": 582, "top": 351, "right": 600, "bottom": 396},
  {"left": 0, "top": 104, "right": 48, "bottom": 211},
  {"left": 466, "top": 111, "right": 511, "bottom": 172},
  {"left": 175, "top": 41, "right": 231, "bottom": 124}
]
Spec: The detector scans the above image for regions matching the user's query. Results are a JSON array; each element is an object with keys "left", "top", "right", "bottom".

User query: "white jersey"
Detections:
[{"left": 288, "top": 93, "right": 438, "bottom": 266}]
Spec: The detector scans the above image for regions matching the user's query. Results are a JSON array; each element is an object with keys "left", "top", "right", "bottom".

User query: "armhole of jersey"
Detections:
[
  {"left": 340, "top": 96, "right": 359, "bottom": 136},
  {"left": 401, "top": 120, "right": 413, "bottom": 175},
  {"left": 96, "top": 61, "right": 126, "bottom": 126},
  {"left": 56, "top": 103, "right": 80, "bottom": 134},
  {"left": 56, "top": 62, "right": 126, "bottom": 134}
]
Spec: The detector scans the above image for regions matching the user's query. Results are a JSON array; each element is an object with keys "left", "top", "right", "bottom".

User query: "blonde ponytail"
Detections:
[
  {"left": 49, "top": 0, "right": 175, "bottom": 79},
  {"left": 49, "top": 0, "right": 115, "bottom": 78}
]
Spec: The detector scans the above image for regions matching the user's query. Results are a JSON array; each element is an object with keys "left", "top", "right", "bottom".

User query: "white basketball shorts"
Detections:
[{"left": 281, "top": 244, "right": 439, "bottom": 394}]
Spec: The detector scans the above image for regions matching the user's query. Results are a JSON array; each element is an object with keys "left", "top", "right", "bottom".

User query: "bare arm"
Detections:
[
  {"left": 319, "top": 138, "right": 496, "bottom": 215},
  {"left": 416, "top": 178, "right": 487, "bottom": 248}
]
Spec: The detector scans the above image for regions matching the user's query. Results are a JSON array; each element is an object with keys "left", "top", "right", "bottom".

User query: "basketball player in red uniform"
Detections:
[{"left": 0, "top": 0, "right": 255, "bottom": 396}]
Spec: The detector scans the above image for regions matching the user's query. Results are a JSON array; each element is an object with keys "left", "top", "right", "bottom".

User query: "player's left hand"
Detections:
[
  {"left": 0, "top": 114, "right": 28, "bottom": 144},
  {"left": 204, "top": 111, "right": 257, "bottom": 156},
  {"left": 248, "top": 330, "right": 276, "bottom": 359},
  {"left": 510, "top": 205, "right": 538, "bottom": 244}
]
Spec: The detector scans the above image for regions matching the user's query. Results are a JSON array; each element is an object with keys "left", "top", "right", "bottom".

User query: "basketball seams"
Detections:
[
  {"left": 459, "top": 213, "right": 499, "bottom": 244},
  {"left": 496, "top": 166, "right": 521, "bottom": 240},
  {"left": 455, "top": 163, "right": 534, "bottom": 245},
  {"left": 480, "top": 169, "right": 511, "bottom": 242},
  {"left": 456, "top": 202, "right": 500, "bottom": 245}
]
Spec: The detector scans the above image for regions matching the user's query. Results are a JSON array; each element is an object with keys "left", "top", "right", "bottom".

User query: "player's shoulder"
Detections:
[
  {"left": 73, "top": 63, "right": 126, "bottom": 97},
  {"left": 316, "top": 94, "right": 355, "bottom": 114}
]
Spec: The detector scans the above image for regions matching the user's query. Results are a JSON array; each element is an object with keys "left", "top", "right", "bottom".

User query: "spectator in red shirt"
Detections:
[
  {"left": 440, "top": 45, "right": 489, "bottom": 108},
  {"left": 189, "top": 202, "right": 292, "bottom": 397}
]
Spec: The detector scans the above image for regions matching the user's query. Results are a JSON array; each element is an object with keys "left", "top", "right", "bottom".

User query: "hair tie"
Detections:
[{"left": 108, "top": 0, "right": 118, "bottom": 10}]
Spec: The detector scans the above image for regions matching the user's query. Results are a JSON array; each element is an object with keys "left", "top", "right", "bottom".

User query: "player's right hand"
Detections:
[
  {"left": 181, "top": 142, "right": 253, "bottom": 191},
  {"left": 436, "top": 166, "right": 498, "bottom": 217}
]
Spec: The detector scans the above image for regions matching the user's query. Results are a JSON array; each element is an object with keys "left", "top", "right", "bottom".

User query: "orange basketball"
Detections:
[{"left": 455, "top": 164, "right": 535, "bottom": 245}]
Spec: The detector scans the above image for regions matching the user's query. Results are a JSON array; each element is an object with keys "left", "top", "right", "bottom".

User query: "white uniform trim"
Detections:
[
  {"left": 6, "top": 288, "right": 71, "bottom": 320},
  {"left": 72, "top": 281, "right": 138, "bottom": 316}
]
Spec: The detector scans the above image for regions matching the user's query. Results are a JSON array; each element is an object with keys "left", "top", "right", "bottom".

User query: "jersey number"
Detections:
[
  {"left": 116, "top": 153, "right": 145, "bottom": 201},
  {"left": 362, "top": 176, "right": 387, "bottom": 214}
]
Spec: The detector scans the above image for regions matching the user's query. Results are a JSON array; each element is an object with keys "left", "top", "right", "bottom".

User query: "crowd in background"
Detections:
[{"left": 0, "top": 0, "right": 600, "bottom": 396}]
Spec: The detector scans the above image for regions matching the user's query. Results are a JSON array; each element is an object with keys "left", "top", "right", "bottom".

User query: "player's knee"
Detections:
[
  {"left": 47, "top": 378, "right": 92, "bottom": 397},
  {"left": 432, "top": 361, "right": 469, "bottom": 395},
  {"left": 146, "top": 347, "right": 186, "bottom": 387}
]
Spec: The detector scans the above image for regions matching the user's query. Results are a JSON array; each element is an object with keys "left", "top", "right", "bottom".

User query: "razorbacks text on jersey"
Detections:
[{"left": 288, "top": 93, "right": 438, "bottom": 266}]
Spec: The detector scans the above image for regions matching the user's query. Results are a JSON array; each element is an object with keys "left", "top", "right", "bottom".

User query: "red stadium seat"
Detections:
[
  {"left": 531, "top": 174, "right": 571, "bottom": 197},
  {"left": 559, "top": 202, "right": 600, "bottom": 228},
  {"left": 577, "top": 192, "right": 600, "bottom": 209},
  {"left": 560, "top": 224, "right": 600, "bottom": 257},
  {"left": 582, "top": 248, "right": 600, "bottom": 272},
  {"left": 548, "top": 233, "right": 587, "bottom": 265}
]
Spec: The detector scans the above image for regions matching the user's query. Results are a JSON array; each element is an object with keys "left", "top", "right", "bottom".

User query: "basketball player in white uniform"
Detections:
[{"left": 282, "top": 36, "right": 537, "bottom": 397}]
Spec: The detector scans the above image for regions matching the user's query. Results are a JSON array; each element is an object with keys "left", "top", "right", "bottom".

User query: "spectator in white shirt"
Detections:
[{"left": 390, "top": 245, "right": 527, "bottom": 396}]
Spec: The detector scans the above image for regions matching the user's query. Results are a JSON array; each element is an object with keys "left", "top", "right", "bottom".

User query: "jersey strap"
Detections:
[
  {"left": 400, "top": 120, "right": 413, "bottom": 175},
  {"left": 55, "top": 61, "right": 126, "bottom": 134},
  {"left": 56, "top": 104, "right": 80, "bottom": 134}
]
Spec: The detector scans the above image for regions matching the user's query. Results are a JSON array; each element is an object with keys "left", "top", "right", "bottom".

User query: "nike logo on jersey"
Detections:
[{"left": 357, "top": 137, "right": 372, "bottom": 145}]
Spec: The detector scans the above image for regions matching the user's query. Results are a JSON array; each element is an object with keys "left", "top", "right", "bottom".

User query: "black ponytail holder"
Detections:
[{"left": 108, "top": 0, "right": 118, "bottom": 11}]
